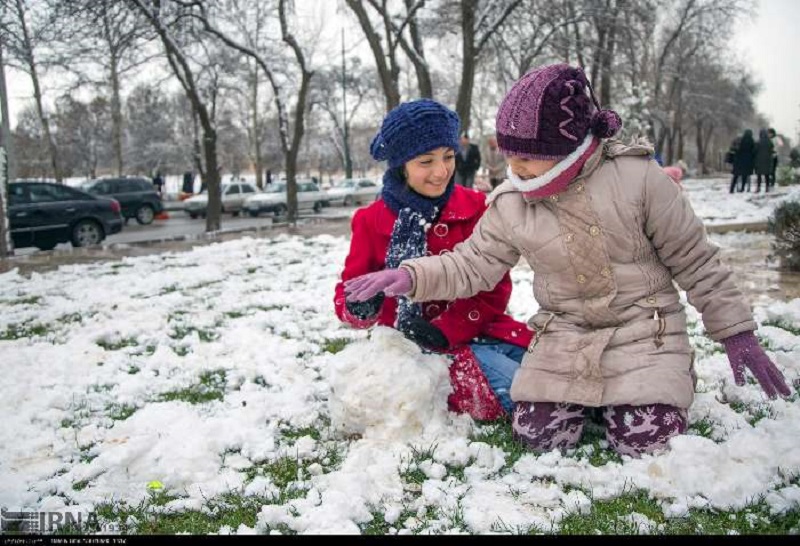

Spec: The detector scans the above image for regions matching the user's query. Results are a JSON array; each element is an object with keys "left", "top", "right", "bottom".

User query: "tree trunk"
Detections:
[
  {"left": 202, "top": 129, "right": 221, "bottom": 232},
  {"left": 16, "top": 0, "right": 60, "bottom": 182},
  {"left": 345, "top": 0, "right": 400, "bottom": 112},
  {"left": 455, "top": 0, "right": 477, "bottom": 132},
  {"left": 0, "top": 44, "right": 13, "bottom": 256},
  {"left": 109, "top": 55, "right": 124, "bottom": 176},
  {"left": 250, "top": 68, "right": 264, "bottom": 189}
]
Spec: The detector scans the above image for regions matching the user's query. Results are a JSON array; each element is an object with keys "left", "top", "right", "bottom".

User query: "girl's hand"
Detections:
[{"left": 343, "top": 268, "right": 413, "bottom": 301}]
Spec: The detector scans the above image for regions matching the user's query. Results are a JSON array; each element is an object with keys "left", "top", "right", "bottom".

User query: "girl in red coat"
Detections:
[{"left": 333, "top": 99, "right": 532, "bottom": 420}]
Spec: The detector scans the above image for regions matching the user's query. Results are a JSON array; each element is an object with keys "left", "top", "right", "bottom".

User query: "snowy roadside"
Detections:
[{"left": 1, "top": 229, "right": 799, "bottom": 534}]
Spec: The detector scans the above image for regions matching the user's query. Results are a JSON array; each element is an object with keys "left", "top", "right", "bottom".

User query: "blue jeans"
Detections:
[{"left": 470, "top": 341, "right": 525, "bottom": 413}]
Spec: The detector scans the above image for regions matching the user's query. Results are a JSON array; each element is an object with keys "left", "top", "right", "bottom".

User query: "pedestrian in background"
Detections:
[
  {"left": 484, "top": 135, "right": 507, "bottom": 189},
  {"left": 768, "top": 128, "right": 780, "bottom": 191},
  {"left": 455, "top": 132, "right": 481, "bottom": 188},
  {"left": 730, "top": 129, "right": 756, "bottom": 193},
  {"left": 152, "top": 171, "right": 165, "bottom": 198},
  {"left": 754, "top": 129, "right": 775, "bottom": 193}
]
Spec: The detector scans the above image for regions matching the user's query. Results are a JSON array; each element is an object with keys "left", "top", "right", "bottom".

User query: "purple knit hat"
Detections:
[{"left": 496, "top": 64, "right": 622, "bottom": 160}]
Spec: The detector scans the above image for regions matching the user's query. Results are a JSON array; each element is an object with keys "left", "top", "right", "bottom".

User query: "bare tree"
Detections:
[
  {"left": 446, "top": 0, "right": 524, "bottom": 131},
  {"left": 59, "top": 0, "right": 157, "bottom": 176},
  {"left": 126, "top": 0, "right": 223, "bottom": 232},
  {"left": 310, "top": 58, "right": 379, "bottom": 179},
  {"left": 344, "top": 0, "right": 429, "bottom": 111},
  {"left": 187, "top": 0, "right": 315, "bottom": 225},
  {"left": 2, "top": 0, "right": 62, "bottom": 181}
]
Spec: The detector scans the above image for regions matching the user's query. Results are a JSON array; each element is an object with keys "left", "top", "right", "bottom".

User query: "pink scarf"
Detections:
[{"left": 507, "top": 135, "right": 600, "bottom": 200}]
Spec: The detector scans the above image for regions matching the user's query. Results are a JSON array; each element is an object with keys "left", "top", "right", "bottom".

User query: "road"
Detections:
[{"left": 13, "top": 204, "right": 357, "bottom": 256}]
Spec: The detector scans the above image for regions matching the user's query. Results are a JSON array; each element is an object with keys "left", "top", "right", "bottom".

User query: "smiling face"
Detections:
[
  {"left": 403, "top": 147, "right": 455, "bottom": 197},
  {"left": 505, "top": 155, "right": 559, "bottom": 180}
]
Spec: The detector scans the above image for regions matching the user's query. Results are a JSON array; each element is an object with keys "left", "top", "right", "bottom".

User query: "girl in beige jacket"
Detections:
[{"left": 344, "top": 63, "right": 791, "bottom": 458}]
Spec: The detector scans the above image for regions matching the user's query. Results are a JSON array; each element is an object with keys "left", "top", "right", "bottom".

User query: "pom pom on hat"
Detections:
[
  {"left": 591, "top": 109, "right": 622, "bottom": 139},
  {"left": 370, "top": 99, "right": 460, "bottom": 169}
]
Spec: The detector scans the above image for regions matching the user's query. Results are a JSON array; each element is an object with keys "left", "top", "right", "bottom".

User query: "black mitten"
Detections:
[
  {"left": 402, "top": 316, "right": 450, "bottom": 351},
  {"left": 345, "top": 292, "right": 385, "bottom": 321}
]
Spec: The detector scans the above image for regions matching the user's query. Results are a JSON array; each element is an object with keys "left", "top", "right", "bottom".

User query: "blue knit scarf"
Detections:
[{"left": 381, "top": 168, "right": 454, "bottom": 335}]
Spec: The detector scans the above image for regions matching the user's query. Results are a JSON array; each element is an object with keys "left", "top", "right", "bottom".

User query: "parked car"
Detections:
[
  {"left": 8, "top": 180, "right": 123, "bottom": 250},
  {"left": 243, "top": 180, "right": 325, "bottom": 217},
  {"left": 183, "top": 182, "right": 259, "bottom": 218},
  {"left": 325, "top": 178, "right": 381, "bottom": 206},
  {"left": 81, "top": 176, "right": 164, "bottom": 225}
]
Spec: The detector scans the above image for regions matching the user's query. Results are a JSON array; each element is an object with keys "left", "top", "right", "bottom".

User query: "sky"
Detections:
[
  {"left": 1, "top": 176, "right": 800, "bottom": 534},
  {"left": 731, "top": 0, "right": 800, "bottom": 140},
  {"left": 3, "top": 0, "right": 798, "bottom": 142}
]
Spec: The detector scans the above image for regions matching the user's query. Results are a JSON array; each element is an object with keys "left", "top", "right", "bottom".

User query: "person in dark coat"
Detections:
[
  {"left": 730, "top": 130, "right": 756, "bottom": 193},
  {"left": 454, "top": 132, "right": 481, "bottom": 188},
  {"left": 754, "top": 129, "right": 775, "bottom": 193},
  {"left": 182, "top": 171, "right": 194, "bottom": 194},
  {"left": 152, "top": 171, "right": 165, "bottom": 197}
]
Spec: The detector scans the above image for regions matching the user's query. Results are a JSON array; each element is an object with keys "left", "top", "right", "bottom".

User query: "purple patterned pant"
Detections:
[{"left": 512, "top": 401, "right": 688, "bottom": 457}]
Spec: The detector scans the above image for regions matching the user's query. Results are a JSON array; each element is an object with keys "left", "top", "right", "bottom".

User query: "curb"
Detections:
[
  {"left": 705, "top": 222, "right": 768, "bottom": 234},
  {"left": 103, "top": 215, "right": 351, "bottom": 250}
]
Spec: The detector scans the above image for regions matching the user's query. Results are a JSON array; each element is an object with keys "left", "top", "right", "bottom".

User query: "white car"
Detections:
[
  {"left": 325, "top": 178, "right": 381, "bottom": 206},
  {"left": 184, "top": 182, "right": 259, "bottom": 218},
  {"left": 242, "top": 180, "right": 326, "bottom": 217}
]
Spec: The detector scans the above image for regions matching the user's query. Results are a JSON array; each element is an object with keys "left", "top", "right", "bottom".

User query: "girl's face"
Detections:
[
  {"left": 403, "top": 147, "right": 455, "bottom": 197},
  {"left": 506, "top": 156, "right": 558, "bottom": 180}
]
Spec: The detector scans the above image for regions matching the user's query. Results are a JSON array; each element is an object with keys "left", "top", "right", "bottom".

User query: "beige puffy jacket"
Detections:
[{"left": 402, "top": 140, "right": 755, "bottom": 409}]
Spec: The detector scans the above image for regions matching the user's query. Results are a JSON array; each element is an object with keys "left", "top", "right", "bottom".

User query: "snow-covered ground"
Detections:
[{"left": 1, "top": 177, "right": 799, "bottom": 534}]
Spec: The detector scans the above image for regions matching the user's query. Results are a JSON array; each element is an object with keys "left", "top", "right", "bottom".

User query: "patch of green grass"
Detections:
[
  {"left": 168, "top": 324, "right": 219, "bottom": 342},
  {"left": 97, "top": 337, "right": 139, "bottom": 351},
  {"left": 322, "top": 338, "right": 351, "bottom": 354},
  {"left": 127, "top": 365, "right": 140, "bottom": 375},
  {"left": 687, "top": 417, "right": 716, "bottom": 440},
  {"left": 728, "top": 401, "right": 776, "bottom": 426},
  {"left": 0, "top": 321, "right": 52, "bottom": 340},
  {"left": 79, "top": 445, "right": 97, "bottom": 464},
  {"left": 761, "top": 319, "right": 800, "bottom": 337},
  {"left": 59, "top": 312, "right": 84, "bottom": 324},
  {"left": 470, "top": 420, "right": 530, "bottom": 469},
  {"left": 172, "top": 345, "right": 191, "bottom": 357},
  {"left": 92, "top": 491, "right": 284, "bottom": 535},
  {"left": 111, "top": 263, "right": 133, "bottom": 270},
  {"left": 108, "top": 404, "right": 137, "bottom": 421},
  {"left": 223, "top": 311, "right": 246, "bottom": 319},
  {"left": 160, "top": 284, "right": 180, "bottom": 295},
  {"left": 250, "top": 304, "right": 288, "bottom": 313},
  {"left": 556, "top": 487, "right": 800, "bottom": 535},
  {"left": 7, "top": 295, "right": 42, "bottom": 305},
  {"left": 158, "top": 370, "right": 227, "bottom": 405},
  {"left": 280, "top": 425, "right": 321, "bottom": 442},
  {"left": 72, "top": 480, "right": 89, "bottom": 491}
]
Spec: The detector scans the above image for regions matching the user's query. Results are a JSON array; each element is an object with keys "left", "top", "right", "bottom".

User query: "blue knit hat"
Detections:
[{"left": 370, "top": 99, "right": 461, "bottom": 169}]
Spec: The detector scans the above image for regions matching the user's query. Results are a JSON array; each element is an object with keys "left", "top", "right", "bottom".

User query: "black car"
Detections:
[
  {"left": 8, "top": 181, "right": 124, "bottom": 251},
  {"left": 82, "top": 177, "right": 164, "bottom": 225}
]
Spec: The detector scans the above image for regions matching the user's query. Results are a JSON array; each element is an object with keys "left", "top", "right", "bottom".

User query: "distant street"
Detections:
[{"left": 13, "top": 204, "right": 358, "bottom": 255}]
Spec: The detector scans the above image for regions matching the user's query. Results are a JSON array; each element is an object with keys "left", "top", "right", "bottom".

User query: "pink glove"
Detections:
[
  {"left": 721, "top": 331, "right": 792, "bottom": 399},
  {"left": 343, "top": 268, "right": 413, "bottom": 302}
]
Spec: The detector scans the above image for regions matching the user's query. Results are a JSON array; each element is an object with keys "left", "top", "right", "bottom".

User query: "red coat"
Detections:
[{"left": 334, "top": 185, "right": 533, "bottom": 420}]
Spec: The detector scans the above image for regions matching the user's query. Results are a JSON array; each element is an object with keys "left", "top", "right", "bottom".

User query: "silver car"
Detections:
[
  {"left": 183, "top": 182, "right": 259, "bottom": 218},
  {"left": 325, "top": 178, "right": 381, "bottom": 206},
  {"left": 243, "top": 180, "right": 326, "bottom": 217}
]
